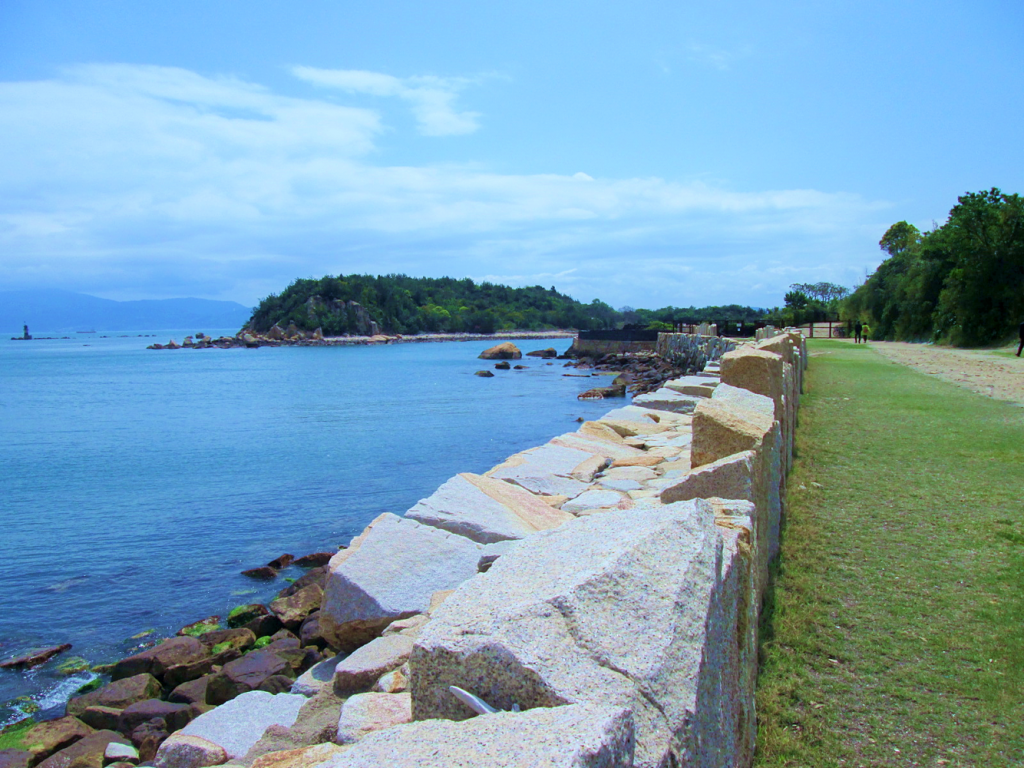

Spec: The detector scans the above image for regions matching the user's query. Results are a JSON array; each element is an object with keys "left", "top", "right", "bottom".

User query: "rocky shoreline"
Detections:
[
  {"left": 146, "top": 326, "right": 575, "bottom": 351},
  {"left": 2, "top": 330, "right": 805, "bottom": 768}
]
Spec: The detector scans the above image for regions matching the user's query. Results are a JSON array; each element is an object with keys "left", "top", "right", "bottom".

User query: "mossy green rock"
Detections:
[
  {"left": 66, "top": 675, "right": 162, "bottom": 718},
  {"left": 19, "top": 716, "right": 93, "bottom": 764},
  {"left": 227, "top": 604, "right": 268, "bottom": 629}
]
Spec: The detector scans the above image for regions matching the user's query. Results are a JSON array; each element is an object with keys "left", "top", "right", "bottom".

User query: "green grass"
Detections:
[{"left": 755, "top": 339, "right": 1024, "bottom": 767}]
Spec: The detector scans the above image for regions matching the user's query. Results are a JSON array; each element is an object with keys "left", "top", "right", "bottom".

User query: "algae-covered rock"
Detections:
[{"left": 67, "top": 675, "right": 162, "bottom": 717}]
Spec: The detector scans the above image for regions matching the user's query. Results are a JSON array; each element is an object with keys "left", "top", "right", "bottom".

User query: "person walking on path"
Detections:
[
  {"left": 855, "top": 320, "right": 863, "bottom": 344},
  {"left": 862, "top": 323, "right": 871, "bottom": 343},
  {"left": 1017, "top": 321, "right": 1024, "bottom": 357}
]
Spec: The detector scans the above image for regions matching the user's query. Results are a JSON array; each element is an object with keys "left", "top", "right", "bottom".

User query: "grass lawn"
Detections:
[{"left": 754, "top": 339, "right": 1024, "bottom": 767}]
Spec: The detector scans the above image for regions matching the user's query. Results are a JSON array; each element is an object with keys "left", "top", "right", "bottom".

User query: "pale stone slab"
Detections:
[
  {"left": 663, "top": 376, "right": 718, "bottom": 398},
  {"left": 319, "top": 514, "right": 483, "bottom": 652},
  {"left": 561, "top": 490, "right": 628, "bottom": 514},
  {"left": 410, "top": 502, "right": 751, "bottom": 768},
  {"left": 595, "top": 418, "right": 670, "bottom": 438},
  {"left": 333, "top": 636, "right": 414, "bottom": 695},
  {"left": 690, "top": 400, "right": 773, "bottom": 469},
  {"left": 406, "top": 472, "right": 573, "bottom": 544},
  {"left": 596, "top": 478, "right": 643, "bottom": 492},
  {"left": 599, "top": 466, "right": 658, "bottom": 482},
  {"left": 659, "top": 451, "right": 756, "bottom": 505},
  {"left": 322, "top": 703, "right": 634, "bottom": 768},
  {"left": 486, "top": 444, "right": 598, "bottom": 497},
  {"left": 631, "top": 389, "right": 703, "bottom": 414},
  {"left": 550, "top": 433, "right": 649, "bottom": 462},
  {"left": 710, "top": 383, "right": 775, "bottom": 419},
  {"left": 165, "top": 691, "right": 305, "bottom": 761},
  {"left": 335, "top": 693, "right": 412, "bottom": 744},
  {"left": 249, "top": 743, "right": 347, "bottom": 768}
]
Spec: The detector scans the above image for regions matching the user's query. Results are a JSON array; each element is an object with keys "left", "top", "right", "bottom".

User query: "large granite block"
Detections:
[
  {"left": 406, "top": 472, "right": 573, "bottom": 544},
  {"left": 410, "top": 502, "right": 752, "bottom": 768},
  {"left": 319, "top": 514, "right": 482, "bottom": 652}
]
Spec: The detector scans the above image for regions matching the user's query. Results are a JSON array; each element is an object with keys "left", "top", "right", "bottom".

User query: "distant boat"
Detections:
[{"left": 76, "top": 330, "right": 96, "bottom": 334}]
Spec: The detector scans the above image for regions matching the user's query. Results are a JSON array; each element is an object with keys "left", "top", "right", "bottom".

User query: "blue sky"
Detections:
[{"left": 1, "top": 1, "right": 1021, "bottom": 311}]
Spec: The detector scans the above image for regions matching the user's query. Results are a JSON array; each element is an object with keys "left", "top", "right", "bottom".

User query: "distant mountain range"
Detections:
[{"left": 0, "top": 289, "right": 252, "bottom": 334}]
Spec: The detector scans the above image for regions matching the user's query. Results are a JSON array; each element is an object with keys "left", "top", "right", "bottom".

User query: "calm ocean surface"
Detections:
[{"left": 0, "top": 331, "right": 622, "bottom": 725}]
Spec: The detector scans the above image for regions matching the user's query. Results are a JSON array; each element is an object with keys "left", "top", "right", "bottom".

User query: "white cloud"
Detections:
[
  {"left": 292, "top": 66, "right": 481, "bottom": 136},
  {"left": 0, "top": 64, "right": 889, "bottom": 309}
]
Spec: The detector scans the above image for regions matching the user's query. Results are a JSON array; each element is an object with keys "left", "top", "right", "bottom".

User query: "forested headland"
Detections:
[
  {"left": 845, "top": 188, "right": 1023, "bottom": 345},
  {"left": 245, "top": 273, "right": 772, "bottom": 336}
]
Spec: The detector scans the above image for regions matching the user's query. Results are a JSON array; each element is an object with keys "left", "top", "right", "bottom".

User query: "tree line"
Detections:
[
  {"left": 245, "top": 274, "right": 775, "bottom": 336},
  {"left": 844, "top": 188, "right": 1023, "bottom": 345}
]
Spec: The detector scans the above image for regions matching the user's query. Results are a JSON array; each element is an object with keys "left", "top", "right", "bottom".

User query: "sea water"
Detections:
[{"left": 0, "top": 332, "right": 623, "bottom": 724}]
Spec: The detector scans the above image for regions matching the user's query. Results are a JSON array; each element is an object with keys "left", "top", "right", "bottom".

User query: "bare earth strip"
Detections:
[{"left": 861, "top": 340, "right": 1024, "bottom": 406}]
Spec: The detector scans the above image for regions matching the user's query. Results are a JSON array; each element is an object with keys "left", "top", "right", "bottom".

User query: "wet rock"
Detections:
[
  {"left": 478, "top": 342, "right": 521, "bottom": 360},
  {"left": 269, "top": 586, "right": 322, "bottom": 631},
  {"left": 275, "top": 567, "right": 328, "bottom": 599},
  {"left": 513, "top": 364, "right": 527, "bottom": 369},
  {"left": 526, "top": 347, "right": 557, "bottom": 358},
  {"left": 162, "top": 658, "right": 216, "bottom": 690},
  {"left": 176, "top": 618, "right": 221, "bottom": 638},
  {"left": 493, "top": 361, "right": 510, "bottom": 370},
  {"left": 297, "top": 612, "right": 329, "bottom": 651},
  {"left": 272, "top": 647, "right": 321, "bottom": 677},
  {"left": 226, "top": 605, "right": 268, "bottom": 630},
  {"left": 267, "top": 555, "right": 293, "bottom": 570},
  {"left": 256, "top": 676, "right": 295, "bottom": 695},
  {"left": 473, "top": 370, "right": 494, "bottom": 377},
  {"left": 67, "top": 675, "right": 163, "bottom": 718},
  {"left": 0, "top": 645, "right": 73, "bottom": 670},
  {"left": 243, "top": 615, "right": 283, "bottom": 639},
  {"left": 291, "top": 553, "right": 332, "bottom": 568},
  {"left": 241, "top": 566, "right": 278, "bottom": 581},
  {"left": 206, "top": 651, "right": 293, "bottom": 705},
  {"left": 110, "top": 638, "right": 208, "bottom": 682},
  {"left": 196, "top": 629, "right": 255, "bottom": 654}
]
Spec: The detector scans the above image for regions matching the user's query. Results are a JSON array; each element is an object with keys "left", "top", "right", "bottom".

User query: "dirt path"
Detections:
[{"left": 860, "top": 340, "right": 1024, "bottom": 406}]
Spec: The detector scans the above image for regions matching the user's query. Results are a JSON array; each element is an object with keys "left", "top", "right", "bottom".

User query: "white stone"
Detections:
[
  {"left": 561, "top": 490, "right": 628, "bottom": 514},
  {"left": 405, "top": 472, "right": 573, "bottom": 544},
  {"left": 333, "top": 635, "right": 414, "bottom": 695},
  {"left": 486, "top": 443, "right": 597, "bottom": 497},
  {"left": 166, "top": 692, "right": 305, "bottom": 761},
  {"left": 631, "top": 389, "right": 703, "bottom": 414},
  {"left": 335, "top": 693, "right": 412, "bottom": 744},
  {"left": 153, "top": 735, "right": 225, "bottom": 768},
  {"left": 323, "top": 703, "right": 634, "bottom": 768},
  {"left": 319, "top": 513, "right": 483, "bottom": 651}
]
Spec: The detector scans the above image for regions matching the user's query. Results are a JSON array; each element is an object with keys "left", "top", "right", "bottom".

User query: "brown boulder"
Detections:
[
  {"left": 35, "top": 731, "right": 129, "bottom": 768},
  {"left": 161, "top": 657, "right": 215, "bottom": 690},
  {"left": 525, "top": 347, "right": 557, "bottom": 358},
  {"left": 205, "top": 652, "right": 292, "bottom": 705},
  {"left": 269, "top": 586, "right": 323, "bottom": 631},
  {"left": 275, "top": 567, "right": 327, "bottom": 599},
  {"left": 78, "top": 707, "right": 121, "bottom": 732},
  {"left": 196, "top": 627, "right": 256, "bottom": 653},
  {"left": 256, "top": 676, "right": 295, "bottom": 695},
  {"left": 474, "top": 370, "right": 494, "bottom": 377},
  {"left": 0, "top": 750, "right": 32, "bottom": 768},
  {"left": 167, "top": 676, "right": 211, "bottom": 707},
  {"left": 243, "top": 615, "right": 283, "bottom": 638},
  {"left": 66, "top": 675, "right": 162, "bottom": 718},
  {"left": 19, "top": 716, "right": 93, "bottom": 764},
  {"left": 116, "top": 700, "right": 192, "bottom": 737},
  {"left": 129, "top": 720, "right": 167, "bottom": 763},
  {"left": 291, "top": 553, "right": 332, "bottom": 568},
  {"left": 0, "top": 645, "right": 72, "bottom": 670},
  {"left": 478, "top": 342, "right": 521, "bottom": 360},
  {"left": 110, "top": 638, "right": 208, "bottom": 682},
  {"left": 176, "top": 617, "right": 221, "bottom": 638},
  {"left": 297, "top": 613, "right": 329, "bottom": 651},
  {"left": 241, "top": 566, "right": 278, "bottom": 581},
  {"left": 493, "top": 361, "right": 510, "bottom": 370},
  {"left": 267, "top": 555, "right": 293, "bottom": 569}
]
